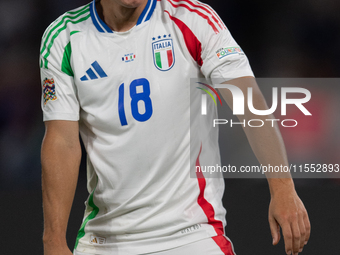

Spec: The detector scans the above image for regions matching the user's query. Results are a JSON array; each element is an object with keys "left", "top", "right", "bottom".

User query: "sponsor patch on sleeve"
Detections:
[
  {"left": 43, "top": 78, "right": 57, "bottom": 105},
  {"left": 216, "top": 47, "right": 244, "bottom": 60}
]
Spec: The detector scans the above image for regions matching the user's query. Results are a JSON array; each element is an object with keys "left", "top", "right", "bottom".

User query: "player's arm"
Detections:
[
  {"left": 41, "top": 120, "right": 81, "bottom": 255},
  {"left": 218, "top": 76, "right": 311, "bottom": 255}
]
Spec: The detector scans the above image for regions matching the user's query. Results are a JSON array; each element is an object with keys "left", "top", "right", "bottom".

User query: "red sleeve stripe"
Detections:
[
  {"left": 197, "top": 0, "right": 227, "bottom": 30},
  {"left": 170, "top": 0, "right": 225, "bottom": 31},
  {"left": 165, "top": 10, "right": 203, "bottom": 66},
  {"left": 212, "top": 236, "right": 236, "bottom": 255},
  {"left": 195, "top": 144, "right": 225, "bottom": 237},
  {"left": 167, "top": 0, "right": 220, "bottom": 34},
  {"left": 196, "top": 145, "right": 236, "bottom": 255}
]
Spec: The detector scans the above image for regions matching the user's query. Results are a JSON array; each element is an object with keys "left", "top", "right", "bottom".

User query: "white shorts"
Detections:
[{"left": 74, "top": 236, "right": 236, "bottom": 255}]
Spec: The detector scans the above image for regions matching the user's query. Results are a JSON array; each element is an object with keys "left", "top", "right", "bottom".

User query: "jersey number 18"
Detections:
[{"left": 118, "top": 78, "right": 153, "bottom": 126}]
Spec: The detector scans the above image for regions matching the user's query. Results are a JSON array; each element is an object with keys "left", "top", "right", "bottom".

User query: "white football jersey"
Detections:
[{"left": 40, "top": 0, "right": 254, "bottom": 254}]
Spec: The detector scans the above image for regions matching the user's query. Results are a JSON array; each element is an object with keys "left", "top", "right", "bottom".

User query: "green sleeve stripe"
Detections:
[
  {"left": 74, "top": 178, "right": 99, "bottom": 250},
  {"left": 61, "top": 42, "right": 73, "bottom": 76},
  {"left": 41, "top": 3, "right": 90, "bottom": 42},
  {"left": 60, "top": 32, "right": 80, "bottom": 76},
  {"left": 42, "top": 14, "right": 90, "bottom": 69},
  {"left": 40, "top": 7, "right": 90, "bottom": 56},
  {"left": 42, "top": 20, "right": 58, "bottom": 41},
  {"left": 67, "top": 3, "right": 91, "bottom": 15},
  {"left": 70, "top": 30, "right": 80, "bottom": 36}
]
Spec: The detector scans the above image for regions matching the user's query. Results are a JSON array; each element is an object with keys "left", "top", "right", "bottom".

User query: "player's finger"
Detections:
[
  {"left": 297, "top": 212, "right": 306, "bottom": 252},
  {"left": 281, "top": 222, "right": 293, "bottom": 255},
  {"left": 303, "top": 211, "right": 311, "bottom": 245},
  {"left": 291, "top": 220, "right": 301, "bottom": 255},
  {"left": 269, "top": 215, "right": 280, "bottom": 245}
]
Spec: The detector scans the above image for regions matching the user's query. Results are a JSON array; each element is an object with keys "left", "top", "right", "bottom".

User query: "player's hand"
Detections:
[{"left": 268, "top": 188, "right": 310, "bottom": 255}]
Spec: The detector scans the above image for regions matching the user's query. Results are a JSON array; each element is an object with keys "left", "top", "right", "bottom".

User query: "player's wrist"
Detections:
[
  {"left": 267, "top": 178, "right": 295, "bottom": 197},
  {"left": 43, "top": 232, "right": 67, "bottom": 247},
  {"left": 43, "top": 242, "right": 72, "bottom": 255}
]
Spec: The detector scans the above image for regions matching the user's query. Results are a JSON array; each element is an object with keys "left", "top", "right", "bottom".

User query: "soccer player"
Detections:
[{"left": 40, "top": 0, "right": 310, "bottom": 255}]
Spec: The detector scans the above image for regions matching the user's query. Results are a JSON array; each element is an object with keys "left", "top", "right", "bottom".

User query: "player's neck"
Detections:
[{"left": 98, "top": 0, "right": 149, "bottom": 32}]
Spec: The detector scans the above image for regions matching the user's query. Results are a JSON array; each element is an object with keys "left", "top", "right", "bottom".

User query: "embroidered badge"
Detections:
[
  {"left": 122, "top": 53, "right": 136, "bottom": 63},
  {"left": 216, "top": 47, "right": 244, "bottom": 60},
  {"left": 43, "top": 78, "right": 57, "bottom": 105},
  {"left": 152, "top": 34, "right": 175, "bottom": 71}
]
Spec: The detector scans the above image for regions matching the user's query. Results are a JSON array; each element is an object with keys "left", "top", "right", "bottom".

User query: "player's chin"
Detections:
[{"left": 120, "top": 0, "right": 147, "bottom": 8}]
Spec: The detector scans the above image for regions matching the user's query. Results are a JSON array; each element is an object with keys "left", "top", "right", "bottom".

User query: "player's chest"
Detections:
[
  {"left": 72, "top": 25, "right": 194, "bottom": 88},
  {"left": 71, "top": 25, "right": 198, "bottom": 111}
]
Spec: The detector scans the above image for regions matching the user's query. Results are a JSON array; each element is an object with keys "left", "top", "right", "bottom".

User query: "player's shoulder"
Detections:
[
  {"left": 40, "top": 3, "right": 91, "bottom": 49},
  {"left": 159, "top": 0, "right": 226, "bottom": 35},
  {"left": 40, "top": 3, "right": 92, "bottom": 69}
]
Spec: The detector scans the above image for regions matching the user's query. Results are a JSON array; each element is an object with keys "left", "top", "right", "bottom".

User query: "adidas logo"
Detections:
[
  {"left": 90, "top": 235, "right": 106, "bottom": 244},
  {"left": 80, "top": 61, "right": 108, "bottom": 81}
]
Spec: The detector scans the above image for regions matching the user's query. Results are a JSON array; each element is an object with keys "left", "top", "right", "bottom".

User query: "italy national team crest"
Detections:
[{"left": 152, "top": 34, "right": 175, "bottom": 71}]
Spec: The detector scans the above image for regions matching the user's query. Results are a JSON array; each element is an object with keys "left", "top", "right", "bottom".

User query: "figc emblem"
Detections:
[{"left": 152, "top": 34, "right": 175, "bottom": 71}]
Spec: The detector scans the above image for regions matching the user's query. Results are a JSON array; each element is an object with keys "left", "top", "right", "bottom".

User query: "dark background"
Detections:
[{"left": 0, "top": 0, "right": 339, "bottom": 254}]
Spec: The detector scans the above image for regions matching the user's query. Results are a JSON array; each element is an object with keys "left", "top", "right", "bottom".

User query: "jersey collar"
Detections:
[{"left": 90, "top": 0, "right": 157, "bottom": 33}]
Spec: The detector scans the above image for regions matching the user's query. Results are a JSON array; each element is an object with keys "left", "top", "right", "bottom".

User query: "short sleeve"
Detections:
[
  {"left": 200, "top": 27, "right": 254, "bottom": 81},
  {"left": 40, "top": 29, "right": 80, "bottom": 122},
  {"left": 163, "top": 0, "right": 253, "bottom": 81}
]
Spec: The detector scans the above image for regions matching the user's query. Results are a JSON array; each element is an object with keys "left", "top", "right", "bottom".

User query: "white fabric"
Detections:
[
  {"left": 74, "top": 236, "right": 233, "bottom": 255},
  {"left": 40, "top": 0, "right": 253, "bottom": 254}
]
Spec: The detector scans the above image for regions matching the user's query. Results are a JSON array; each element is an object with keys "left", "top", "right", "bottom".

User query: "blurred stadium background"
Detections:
[{"left": 0, "top": 0, "right": 339, "bottom": 254}]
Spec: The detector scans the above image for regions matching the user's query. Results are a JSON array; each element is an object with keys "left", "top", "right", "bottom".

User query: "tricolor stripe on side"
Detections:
[
  {"left": 165, "top": 11, "right": 203, "bottom": 66},
  {"left": 196, "top": 144, "right": 235, "bottom": 255}
]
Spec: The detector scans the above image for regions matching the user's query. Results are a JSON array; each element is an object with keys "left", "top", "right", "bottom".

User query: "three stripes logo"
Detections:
[
  {"left": 197, "top": 82, "right": 222, "bottom": 115},
  {"left": 80, "top": 61, "right": 108, "bottom": 81},
  {"left": 90, "top": 235, "right": 106, "bottom": 244}
]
